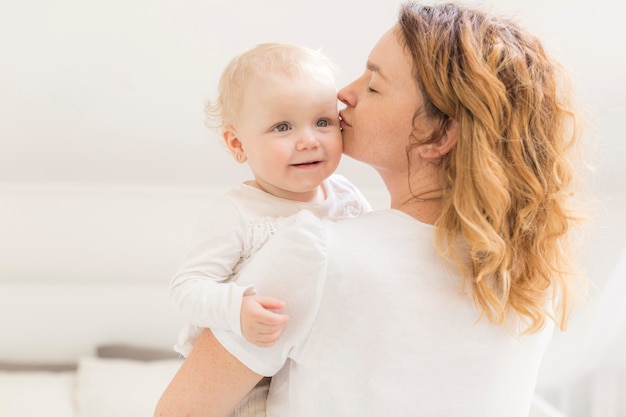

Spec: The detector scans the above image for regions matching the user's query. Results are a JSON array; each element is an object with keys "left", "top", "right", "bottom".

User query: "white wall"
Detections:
[
  {"left": 1, "top": 0, "right": 624, "bottom": 193},
  {"left": 0, "top": 0, "right": 390, "bottom": 194}
]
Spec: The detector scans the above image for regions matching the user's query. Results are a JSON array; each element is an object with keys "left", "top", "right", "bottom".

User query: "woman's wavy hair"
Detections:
[{"left": 398, "top": 2, "right": 586, "bottom": 332}]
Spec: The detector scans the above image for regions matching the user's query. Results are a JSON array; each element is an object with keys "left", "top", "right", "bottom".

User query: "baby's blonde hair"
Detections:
[
  {"left": 205, "top": 43, "right": 336, "bottom": 129},
  {"left": 399, "top": 2, "right": 588, "bottom": 333}
]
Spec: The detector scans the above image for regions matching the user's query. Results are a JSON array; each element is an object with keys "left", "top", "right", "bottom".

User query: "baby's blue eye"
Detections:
[
  {"left": 316, "top": 119, "right": 329, "bottom": 127},
  {"left": 273, "top": 123, "right": 290, "bottom": 132}
]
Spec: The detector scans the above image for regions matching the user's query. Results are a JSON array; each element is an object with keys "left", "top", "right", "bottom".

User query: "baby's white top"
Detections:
[{"left": 170, "top": 174, "right": 371, "bottom": 355}]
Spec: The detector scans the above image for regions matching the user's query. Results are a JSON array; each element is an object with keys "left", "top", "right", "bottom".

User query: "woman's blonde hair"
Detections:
[
  {"left": 398, "top": 2, "right": 586, "bottom": 332},
  {"left": 206, "top": 43, "right": 336, "bottom": 129}
]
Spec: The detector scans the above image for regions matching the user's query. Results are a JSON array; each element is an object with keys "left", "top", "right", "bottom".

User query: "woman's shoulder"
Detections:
[
  {"left": 323, "top": 208, "right": 434, "bottom": 229},
  {"left": 324, "top": 175, "right": 373, "bottom": 215}
]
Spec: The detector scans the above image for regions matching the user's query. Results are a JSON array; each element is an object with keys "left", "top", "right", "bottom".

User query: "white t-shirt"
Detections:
[
  {"left": 213, "top": 209, "right": 554, "bottom": 417},
  {"left": 170, "top": 174, "right": 371, "bottom": 356}
]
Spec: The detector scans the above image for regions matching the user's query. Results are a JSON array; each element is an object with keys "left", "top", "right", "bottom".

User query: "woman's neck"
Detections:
[
  {"left": 393, "top": 197, "right": 443, "bottom": 225},
  {"left": 381, "top": 170, "right": 444, "bottom": 225}
]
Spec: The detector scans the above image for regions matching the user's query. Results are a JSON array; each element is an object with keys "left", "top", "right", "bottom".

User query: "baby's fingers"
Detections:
[
  {"left": 251, "top": 323, "right": 288, "bottom": 347},
  {"left": 256, "top": 309, "right": 290, "bottom": 326},
  {"left": 255, "top": 295, "right": 286, "bottom": 311}
]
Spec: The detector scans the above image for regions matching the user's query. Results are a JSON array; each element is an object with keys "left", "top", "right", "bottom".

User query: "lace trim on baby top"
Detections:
[{"left": 234, "top": 216, "right": 290, "bottom": 275}]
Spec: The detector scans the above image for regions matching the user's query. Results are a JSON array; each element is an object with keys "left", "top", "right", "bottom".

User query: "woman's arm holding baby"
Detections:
[{"left": 154, "top": 329, "right": 263, "bottom": 417}]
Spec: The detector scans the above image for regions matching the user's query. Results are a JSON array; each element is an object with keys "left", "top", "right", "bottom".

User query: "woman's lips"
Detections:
[{"left": 339, "top": 112, "right": 352, "bottom": 128}]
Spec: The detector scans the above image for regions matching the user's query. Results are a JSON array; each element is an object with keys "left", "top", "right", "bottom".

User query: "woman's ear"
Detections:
[
  {"left": 222, "top": 126, "right": 247, "bottom": 163},
  {"left": 418, "top": 118, "right": 460, "bottom": 159}
]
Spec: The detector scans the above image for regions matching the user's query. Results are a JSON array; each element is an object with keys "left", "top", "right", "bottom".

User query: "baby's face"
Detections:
[{"left": 231, "top": 71, "right": 342, "bottom": 202}]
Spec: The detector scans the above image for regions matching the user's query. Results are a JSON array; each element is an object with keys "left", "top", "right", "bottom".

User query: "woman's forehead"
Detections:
[{"left": 368, "top": 27, "right": 414, "bottom": 85}]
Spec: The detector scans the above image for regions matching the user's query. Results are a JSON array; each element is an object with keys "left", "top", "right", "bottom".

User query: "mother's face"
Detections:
[{"left": 338, "top": 26, "right": 425, "bottom": 171}]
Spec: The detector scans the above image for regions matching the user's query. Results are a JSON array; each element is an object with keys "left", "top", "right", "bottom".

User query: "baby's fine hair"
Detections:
[{"left": 205, "top": 43, "right": 336, "bottom": 129}]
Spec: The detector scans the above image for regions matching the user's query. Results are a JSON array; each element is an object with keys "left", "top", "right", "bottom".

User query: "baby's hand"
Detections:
[{"left": 240, "top": 295, "right": 289, "bottom": 347}]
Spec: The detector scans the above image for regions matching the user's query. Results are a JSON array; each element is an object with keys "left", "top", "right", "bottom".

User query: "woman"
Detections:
[{"left": 155, "top": 3, "right": 585, "bottom": 416}]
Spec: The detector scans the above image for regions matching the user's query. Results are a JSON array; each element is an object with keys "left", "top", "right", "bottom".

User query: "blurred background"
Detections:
[{"left": 1, "top": 0, "right": 625, "bottom": 416}]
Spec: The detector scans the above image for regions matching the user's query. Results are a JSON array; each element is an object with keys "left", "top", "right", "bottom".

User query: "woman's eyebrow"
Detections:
[{"left": 367, "top": 61, "right": 388, "bottom": 81}]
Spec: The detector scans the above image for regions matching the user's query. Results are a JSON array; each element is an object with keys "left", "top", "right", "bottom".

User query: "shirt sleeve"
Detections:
[
  {"left": 169, "top": 195, "right": 254, "bottom": 337},
  {"left": 326, "top": 174, "right": 373, "bottom": 217},
  {"left": 213, "top": 210, "right": 328, "bottom": 376}
]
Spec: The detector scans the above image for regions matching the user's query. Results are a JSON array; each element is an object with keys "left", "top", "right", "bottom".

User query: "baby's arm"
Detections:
[
  {"left": 171, "top": 199, "right": 288, "bottom": 347},
  {"left": 170, "top": 200, "right": 255, "bottom": 337},
  {"left": 157, "top": 210, "right": 327, "bottom": 416}
]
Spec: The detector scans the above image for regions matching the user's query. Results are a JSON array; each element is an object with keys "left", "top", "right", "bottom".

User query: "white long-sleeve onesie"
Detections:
[{"left": 170, "top": 174, "right": 371, "bottom": 356}]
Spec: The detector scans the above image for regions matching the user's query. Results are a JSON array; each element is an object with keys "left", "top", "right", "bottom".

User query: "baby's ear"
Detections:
[
  {"left": 222, "top": 126, "right": 247, "bottom": 163},
  {"left": 418, "top": 118, "right": 459, "bottom": 159}
]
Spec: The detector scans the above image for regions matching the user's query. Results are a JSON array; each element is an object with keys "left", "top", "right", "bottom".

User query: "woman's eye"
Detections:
[
  {"left": 316, "top": 119, "right": 329, "bottom": 127},
  {"left": 368, "top": 86, "right": 378, "bottom": 93},
  {"left": 273, "top": 123, "right": 290, "bottom": 132}
]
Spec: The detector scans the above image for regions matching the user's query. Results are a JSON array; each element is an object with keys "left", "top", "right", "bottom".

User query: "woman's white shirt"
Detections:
[{"left": 213, "top": 209, "right": 554, "bottom": 417}]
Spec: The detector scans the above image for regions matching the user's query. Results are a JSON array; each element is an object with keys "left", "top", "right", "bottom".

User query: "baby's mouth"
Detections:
[{"left": 291, "top": 161, "right": 321, "bottom": 167}]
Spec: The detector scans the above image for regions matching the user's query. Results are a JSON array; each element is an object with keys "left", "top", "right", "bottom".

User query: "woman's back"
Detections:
[{"left": 267, "top": 210, "right": 554, "bottom": 417}]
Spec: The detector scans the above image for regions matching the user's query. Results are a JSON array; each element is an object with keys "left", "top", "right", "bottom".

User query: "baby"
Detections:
[{"left": 169, "top": 43, "right": 371, "bottom": 416}]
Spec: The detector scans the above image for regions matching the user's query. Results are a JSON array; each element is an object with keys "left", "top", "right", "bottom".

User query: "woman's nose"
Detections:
[{"left": 337, "top": 83, "right": 355, "bottom": 107}]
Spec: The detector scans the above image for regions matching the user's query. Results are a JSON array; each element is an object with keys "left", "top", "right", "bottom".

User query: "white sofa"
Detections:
[{"left": 0, "top": 182, "right": 211, "bottom": 417}]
